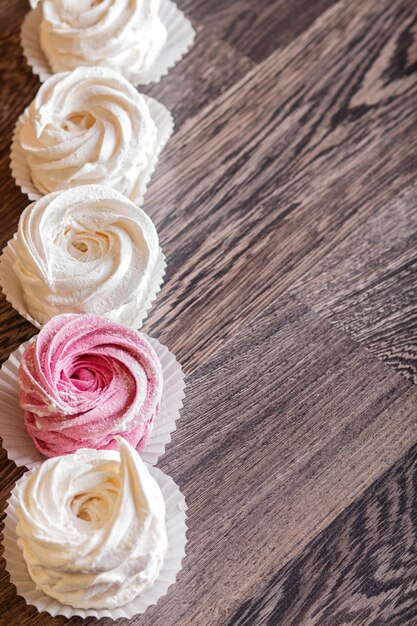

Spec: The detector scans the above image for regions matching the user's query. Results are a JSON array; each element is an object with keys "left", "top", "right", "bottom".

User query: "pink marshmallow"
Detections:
[{"left": 19, "top": 314, "right": 163, "bottom": 457}]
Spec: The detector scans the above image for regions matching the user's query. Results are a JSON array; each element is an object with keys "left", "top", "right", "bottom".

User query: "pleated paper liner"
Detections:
[
  {"left": 0, "top": 237, "right": 166, "bottom": 330},
  {"left": 3, "top": 465, "right": 187, "bottom": 620},
  {"left": 10, "top": 95, "right": 173, "bottom": 204},
  {"left": 0, "top": 334, "right": 185, "bottom": 470},
  {"left": 21, "top": 0, "right": 195, "bottom": 86}
]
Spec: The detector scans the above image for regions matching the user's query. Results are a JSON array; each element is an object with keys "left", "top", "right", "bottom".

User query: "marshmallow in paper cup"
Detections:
[
  {"left": 0, "top": 315, "right": 185, "bottom": 468},
  {"left": 3, "top": 440, "right": 187, "bottom": 619},
  {"left": 21, "top": 0, "right": 195, "bottom": 86},
  {"left": 0, "top": 185, "right": 166, "bottom": 329},
  {"left": 10, "top": 67, "right": 173, "bottom": 203}
]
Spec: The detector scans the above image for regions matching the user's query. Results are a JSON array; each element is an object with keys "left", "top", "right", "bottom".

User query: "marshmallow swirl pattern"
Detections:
[
  {"left": 19, "top": 314, "right": 163, "bottom": 457},
  {"left": 13, "top": 185, "right": 162, "bottom": 326},
  {"left": 39, "top": 0, "right": 167, "bottom": 84},
  {"left": 19, "top": 67, "right": 161, "bottom": 200},
  {"left": 16, "top": 439, "right": 168, "bottom": 609}
]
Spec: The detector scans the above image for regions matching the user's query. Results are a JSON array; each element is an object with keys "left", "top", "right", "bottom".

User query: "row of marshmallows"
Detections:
[{"left": 1, "top": 0, "right": 194, "bottom": 619}]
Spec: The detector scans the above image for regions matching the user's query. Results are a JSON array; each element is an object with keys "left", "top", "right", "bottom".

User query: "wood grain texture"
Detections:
[
  {"left": 292, "top": 184, "right": 417, "bottom": 384},
  {"left": 177, "top": 0, "right": 338, "bottom": 62},
  {"left": 137, "top": 296, "right": 417, "bottom": 626},
  {"left": 141, "top": 0, "right": 417, "bottom": 372},
  {"left": 142, "top": 30, "right": 254, "bottom": 129},
  {"left": 0, "top": 0, "right": 417, "bottom": 624},
  {"left": 224, "top": 442, "right": 417, "bottom": 626},
  {"left": 0, "top": 1, "right": 27, "bottom": 31}
]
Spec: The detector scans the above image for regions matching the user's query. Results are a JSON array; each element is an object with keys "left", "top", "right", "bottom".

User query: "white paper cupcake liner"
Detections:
[
  {"left": 0, "top": 236, "right": 166, "bottom": 330},
  {"left": 3, "top": 465, "right": 187, "bottom": 619},
  {"left": 0, "top": 333, "right": 185, "bottom": 469},
  {"left": 10, "top": 95, "right": 173, "bottom": 203},
  {"left": 21, "top": 1, "right": 195, "bottom": 86}
]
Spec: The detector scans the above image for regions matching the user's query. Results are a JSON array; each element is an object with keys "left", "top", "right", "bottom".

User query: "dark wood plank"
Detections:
[
  {"left": 115, "top": 297, "right": 417, "bottom": 625},
  {"left": 2, "top": 295, "right": 417, "bottom": 625},
  {"left": 292, "top": 184, "right": 417, "bottom": 385},
  {"left": 140, "top": 0, "right": 417, "bottom": 372},
  {"left": 142, "top": 29, "right": 254, "bottom": 129},
  {"left": 0, "top": 1, "right": 27, "bottom": 30},
  {"left": 177, "top": 0, "right": 338, "bottom": 63},
  {"left": 224, "top": 442, "right": 417, "bottom": 626},
  {"left": 0, "top": 18, "right": 39, "bottom": 146}
]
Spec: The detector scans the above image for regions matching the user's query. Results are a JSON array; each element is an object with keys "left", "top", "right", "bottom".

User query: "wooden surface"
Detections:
[{"left": 1, "top": 0, "right": 417, "bottom": 624}]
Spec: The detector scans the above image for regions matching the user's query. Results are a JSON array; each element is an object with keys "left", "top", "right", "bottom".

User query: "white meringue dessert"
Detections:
[
  {"left": 2, "top": 185, "right": 165, "bottom": 327},
  {"left": 16, "top": 66, "right": 173, "bottom": 201},
  {"left": 23, "top": 0, "right": 196, "bottom": 87},
  {"left": 32, "top": 0, "right": 167, "bottom": 84},
  {"left": 15, "top": 438, "right": 168, "bottom": 609}
]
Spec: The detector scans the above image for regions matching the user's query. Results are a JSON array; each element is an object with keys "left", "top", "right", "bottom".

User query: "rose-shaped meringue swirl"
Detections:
[
  {"left": 20, "top": 66, "right": 161, "bottom": 200},
  {"left": 37, "top": 0, "right": 167, "bottom": 84},
  {"left": 16, "top": 438, "right": 167, "bottom": 609},
  {"left": 13, "top": 185, "right": 162, "bottom": 326},
  {"left": 19, "top": 314, "right": 163, "bottom": 457}
]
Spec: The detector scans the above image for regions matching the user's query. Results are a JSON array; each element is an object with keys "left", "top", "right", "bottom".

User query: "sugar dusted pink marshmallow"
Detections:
[{"left": 19, "top": 314, "right": 163, "bottom": 457}]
